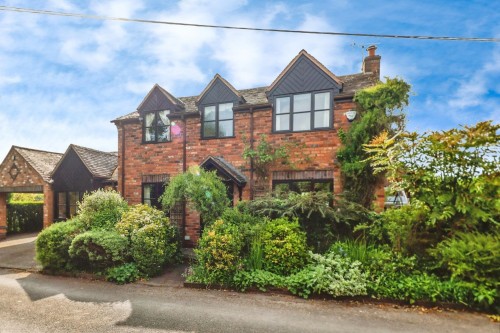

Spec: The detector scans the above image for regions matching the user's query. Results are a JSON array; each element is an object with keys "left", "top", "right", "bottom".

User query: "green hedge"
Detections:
[{"left": 7, "top": 202, "right": 43, "bottom": 234}]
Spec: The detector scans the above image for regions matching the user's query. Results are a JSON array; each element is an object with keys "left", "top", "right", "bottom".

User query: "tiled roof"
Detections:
[
  {"left": 13, "top": 146, "right": 63, "bottom": 182},
  {"left": 337, "top": 73, "right": 379, "bottom": 97},
  {"left": 200, "top": 156, "right": 247, "bottom": 186},
  {"left": 71, "top": 145, "right": 118, "bottom": 179}
]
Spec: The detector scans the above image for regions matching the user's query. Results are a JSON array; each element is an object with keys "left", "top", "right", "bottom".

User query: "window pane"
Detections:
[
  {"left": 276, "top": 97, "right": 290, "bottom": 114},
  {"left": 274, "top": 183, "right": 290, "bottom": 193},
  {"left": 219, "top": 103, "right": 233, "bottom": 120},
  {"left": 58, "top": 193, "right": 67, "bottom": 219},
  {"left": 314, "top": 182, "right": 331, "bottom": 192},
  {"left": 293, "top": 112, "right": 311, "bottom": 131},
  {"left": 144, "top": 113, "right": 155, "bottom": 126},
  {"left": 204, "top": 106, "right": 216, "bottom": 121},
  {"left": 145, "top": 127, "right": 155, "bottom": 142},
  {"left": 218, "top": 120, "right": 233, "bottom": 137},
  {"left": 143, "top": 184, "right": 153, "bottom": 202},
  {"left": 314, "top": 110, "right": 330, "bottom": 128},
  {"left": 294, "top": 93, "right": 311, "bottom": 112},
  {"left": 157, "top": 125, "right": 170, "bottom": 142},
  {"left": 275, "top": 114, "right": 290, "bottom": 131},
  {"left": 158, "top": 110, "right": 170, "bottom": 126},
  {"left": 203, "top": 121, "right": 216, "bottom": 137},
  {"left": 314, "top": 92, "right": 330, "bottom": 110}
]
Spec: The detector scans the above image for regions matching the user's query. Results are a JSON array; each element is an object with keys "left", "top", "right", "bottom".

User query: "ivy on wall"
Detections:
[{"left": 336, "top": 77, "right": 411, "bottom": 207}]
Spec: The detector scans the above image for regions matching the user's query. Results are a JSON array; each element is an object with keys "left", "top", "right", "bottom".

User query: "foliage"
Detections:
[
  {"left": 8, "top": 193, "right": 43, "bottom": 202},
  {"left": 116, "top": 204, "right": 180, "bottom": 277},
  {"left": 337, "top": 77, "right": 411, "bottom": 207},
  {"left": 242, "top": 134, "right": 306, "bottom": 179},
  {"left": 240, "top": 192, "right": 372, "bottom": 252},
  {"left": 35, "top": 218, "right": 84, "bottom": 271},
  {"left": 78, "top": 189, "right": 128, "bottom": 230},
  {"left": 7, "top": 202, "right": 43, "bottom": 234},
  {"left": 161, "top": 166, "right": 229, "bottom": 224},
  {"left": 430, "top": 231, "right": 500, "bottom": 287},
  {"left": 261, "top": 218, "right": 308, "bottom": 275},
  {"left": 106, "top": 263, "right": 141, "bottom": 284},
  {"left": 189, "top": 220, "right": 243, "bottom": 285},
  {"left": 356, "top": 201, "right": 432, "bottom": 255},
  {"left": 233, "top": 269, "right": 286, "bottom": 292},
  {"left": 287, "top": 251, "right": 367, "bottom": 299},
  {"left": 364, "top": 121, "right": 500, "bottom": 234},
  {"left": 68, "top": 230, "right": 130, "bottom": 271}
]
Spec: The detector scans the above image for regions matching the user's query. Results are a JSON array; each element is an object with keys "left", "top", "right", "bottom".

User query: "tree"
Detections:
[
  {"left": 337, "top": 77, "right": 411, "bottom": 207},
  {"left": 365, "top": 121, "right": 500, "bottom": 234},
  {"left": 160, "top": 166, "right": 229, "bottom": 224}
]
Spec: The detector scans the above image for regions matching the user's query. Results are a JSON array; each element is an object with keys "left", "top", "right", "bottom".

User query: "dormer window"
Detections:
[
  {"left": 144, "top": 110, "right": 171, "bottom": 143},
  {"left": 202, "top": 103, "right": 234, "bottom": 138},
  {"left": 274, "top": 91, "right": 331, "bottom": 132}
]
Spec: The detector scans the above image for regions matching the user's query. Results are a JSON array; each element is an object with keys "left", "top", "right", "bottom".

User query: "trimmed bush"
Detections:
[
  {"left": 189, "top": 219, "right": 243, "bottom": 285},
  {"left": 116, "top": 204, "right": 179, "bottom": 277},
  {"left": 68, "top": 230, "right": 129, "bottom": 271},
  {"left": 78, "top": 189, "right": 128, "bottom": 230},
  {"left": 261, "top": 218, "right": 308, "bottom": 275},
  {"left": 7, "top": 202, "right": 43, "bottom": 234},
  {"left": 35, "top": 218, "right": 84, "bottom": 270}
]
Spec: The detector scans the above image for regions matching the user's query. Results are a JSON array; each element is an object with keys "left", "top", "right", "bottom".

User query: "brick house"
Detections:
[{"left": 112, "top": 46, "right": 382, "bottom": 247}]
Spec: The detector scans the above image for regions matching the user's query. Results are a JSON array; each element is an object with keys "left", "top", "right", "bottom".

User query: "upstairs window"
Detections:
[
  {"left": 274, "top": 91, "right": 331, "bottom": 132},
  {"left": 144, "top": 110, "right": 171, "bottom": 143},
  {"left": 202, "top": 103, "right": 234, "bottom": 138}
]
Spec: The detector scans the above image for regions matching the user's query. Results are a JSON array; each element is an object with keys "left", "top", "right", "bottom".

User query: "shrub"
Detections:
[
  {"left": 430, "top": 231, "right": 500, "bottom": 286},
  {"left": 106, "top": 263, "right": 141, "bottom": 284},
  {"left": 116, "top": 204, "right": 180, "bottom": 277},
  {"left": 261, "top": 218, "right": 308, "bottom": 275},
  {"left": 287, "top": 251, "right": 367, "bottom": 299},
  {"left": 189, "top": 219, "right": 243, "bottom": 285},
  {"left": 68, "top": 230, "right": 129, "bottom": 271},
  {"left": 7, "top": 202, "right": 43, "bottom": 234},
  {"left": 233, "top": 269, "right": 286, "bottom": 292},
  {"left": 35, "top": 218, "right": 84, "bottom": 271},
  {"left": 78, "top": 189, "right": 128, "bottom": 230}
]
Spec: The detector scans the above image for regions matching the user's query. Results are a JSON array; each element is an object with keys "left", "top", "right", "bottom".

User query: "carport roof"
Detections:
[{"left": 11, "top": 146, "right": 63, "bottom": 182}]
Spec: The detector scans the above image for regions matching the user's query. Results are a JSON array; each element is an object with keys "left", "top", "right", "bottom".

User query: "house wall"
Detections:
[{"left": 117, "top": 97, "right": 357, "bottom": 246}]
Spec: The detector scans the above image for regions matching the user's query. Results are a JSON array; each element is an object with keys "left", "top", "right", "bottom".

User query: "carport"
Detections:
[{"left": 0, "top": 146, "right": 62, "bottom": 239}]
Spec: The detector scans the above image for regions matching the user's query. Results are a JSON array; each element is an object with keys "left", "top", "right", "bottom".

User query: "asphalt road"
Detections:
[{"left": 0, "top": 268, "right": 497, "bottom": 333}]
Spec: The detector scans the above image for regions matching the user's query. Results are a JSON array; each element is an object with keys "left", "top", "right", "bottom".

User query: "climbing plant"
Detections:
[
  {"left": 336, "top": 77, "right": 411, "bottom": 207},
  {"left": 242, "top": 134, "right": 309, "bottom": 180},
  {"left": 160, "top": 166, "right": 229, "bottom": 224}
]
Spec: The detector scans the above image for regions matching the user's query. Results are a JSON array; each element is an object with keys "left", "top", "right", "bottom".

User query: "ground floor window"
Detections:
[
  {"left": 273, "top": 179, "right": 332, "bottom": 194},
  {"left": 56, "top": 191, "right": 84, "bottom": 220},
  {"left": 142, "top": 183, "right": 164, "bottom": 209}
]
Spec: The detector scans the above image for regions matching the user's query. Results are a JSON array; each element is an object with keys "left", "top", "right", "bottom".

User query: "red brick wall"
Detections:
[
  {"left": 117, "top": 99, "right": 357, "bottom": 246},
  {"left": 0, "top": 193, "right": 6, "bottom": 239},
  {"left": 43, "top": 184, "right": 54, "bottom": 228}
]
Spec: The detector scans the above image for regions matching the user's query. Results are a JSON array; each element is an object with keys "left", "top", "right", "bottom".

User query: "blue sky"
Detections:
[{"left": 0, "top": 0, "right": 498, "bottom": 159}]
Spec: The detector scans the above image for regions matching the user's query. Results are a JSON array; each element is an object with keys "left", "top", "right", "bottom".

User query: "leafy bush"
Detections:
[
  {"left": 287, "top": 251, "right": 367, "bottom": 299},
  {"left": 189, "top": 220, "right": 243, "bottom": 285},
  {"left": 116, "top": 204, "right": 179, "bottom": 277},
  {"left": 106, "top": 263, "right": 141, "bottom": 284},
  {"left": 68, "top": 230, "right": 129, "bottom": 271},
  {"left": 36, "top": 218, "right": 84, "bottom": 270},
  {"left": 161, "top": 166, "right": 229, "bottom": 224},
  {"left": 261, "top": 218, "right": 308, "bottom": 275},
  {"left": 78, "top": 189, "right": 128, "bottom": 230},
  {"left": 430, "top": 231, "right": 500, "bottom": 286},
  {"left": 233, "top": 269, "right": 285, "bottom": 292},
  {"left": 7, "top": 202, "right": 43, "bottom": 234}
]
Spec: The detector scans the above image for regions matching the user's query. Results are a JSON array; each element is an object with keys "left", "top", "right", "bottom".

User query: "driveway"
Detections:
[{"left": 0, "top": 232, "right": 40, "bottom": 271}]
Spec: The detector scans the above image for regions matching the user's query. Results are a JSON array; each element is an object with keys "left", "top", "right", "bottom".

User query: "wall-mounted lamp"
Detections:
[
  {"left": 138, "top": 116, "right": 143, "bottom": 122},
  {"left": 344, "top": 110, "right": 357, "bottom": 122}
]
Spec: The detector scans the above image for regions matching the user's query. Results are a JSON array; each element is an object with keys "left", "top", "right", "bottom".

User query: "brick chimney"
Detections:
[{"left": 362, "top": 45, "right": 381, "bottom": 78}]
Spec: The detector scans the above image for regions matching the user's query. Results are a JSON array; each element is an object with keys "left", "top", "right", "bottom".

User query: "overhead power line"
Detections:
[{"left": 1, "top": 5, "right": 499, "bottom": 43}]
